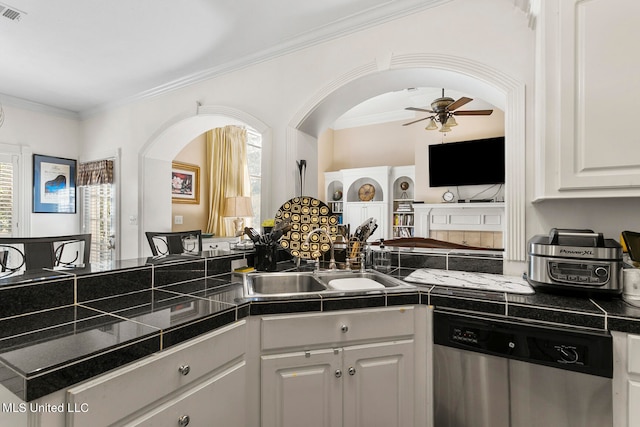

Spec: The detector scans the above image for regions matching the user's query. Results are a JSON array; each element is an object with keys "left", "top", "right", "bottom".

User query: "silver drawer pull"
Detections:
[
  {"left": 348, "top": 367, "right": 356, "bottom": 376},
  {"left": 340, "top": 325, "right": 349, "bottom": 333},
  {"left": 178, "top": 415, "right": 190, "bottom": 426},
  {"left": 178, "top": 365, "right": 191, "bottom": 376},
  {"left": 335, "top": 369, "right": 343, "bottom": 378}
]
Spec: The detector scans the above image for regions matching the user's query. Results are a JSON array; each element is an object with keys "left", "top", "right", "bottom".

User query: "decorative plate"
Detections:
[
  {"left": 358, "top": 183, "right": 376, "bottom": 201},
  {"left": 275, "top": 196, "right": 339, "bottom": 260}
]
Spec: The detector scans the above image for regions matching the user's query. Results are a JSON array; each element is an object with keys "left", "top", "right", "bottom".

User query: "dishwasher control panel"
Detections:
[{"left": 433, "top": 311, "right": 613, "bottom": 378}]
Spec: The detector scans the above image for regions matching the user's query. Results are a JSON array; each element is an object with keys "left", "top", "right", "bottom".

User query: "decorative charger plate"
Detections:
[
  {"left": 275, "top": 196, "right": 339, "bottom": 260},
  {"left": 358, "top": 183, "right": 376, "bottom": 201}
]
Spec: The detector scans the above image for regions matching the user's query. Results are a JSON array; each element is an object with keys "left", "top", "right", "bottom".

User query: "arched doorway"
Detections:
[
  {"left": 140, "top": 105, "right": 271, "bottom": 256},
  {"left": 289, "top": 54, "right": 525, "bottom": 264}
]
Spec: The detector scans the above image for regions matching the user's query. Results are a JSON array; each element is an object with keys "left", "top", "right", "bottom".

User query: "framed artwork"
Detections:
[
  {"left": 33, "top": 154, "right": 77, "bottom": 213},
  {"left": 171, "top": 161, "right": 200, "bottom": 204}
]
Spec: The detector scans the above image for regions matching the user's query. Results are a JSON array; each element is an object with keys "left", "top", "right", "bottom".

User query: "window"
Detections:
[
  {"left": 0, "top": 154, "right": 18, "bottom": 237},
  {"left": 78, "top": 159, "right": 116, "bottom": 265},
  {"left": 247, "top": 129, "right": 262, "bottom": 227},
  {"left": 80, "top": 184, "right": 114, "bottom": 264}
]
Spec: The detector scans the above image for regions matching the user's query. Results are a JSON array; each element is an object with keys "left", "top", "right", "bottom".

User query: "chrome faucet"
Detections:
[{"left": 305, "top": 228, "right": 336, "bottom": 270}]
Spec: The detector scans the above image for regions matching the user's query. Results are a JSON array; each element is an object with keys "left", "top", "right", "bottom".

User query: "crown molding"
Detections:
[
  {"left": 80, "top": 0, "right": 451, "bottom": 119},
  {"left": 0, "top": 93, "right": 80, "bottom": 120}
]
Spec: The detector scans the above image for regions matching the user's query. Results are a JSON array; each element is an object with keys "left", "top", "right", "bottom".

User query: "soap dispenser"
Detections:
[{"left": 374, "top": 238, "right": 391, "bottom": 272}]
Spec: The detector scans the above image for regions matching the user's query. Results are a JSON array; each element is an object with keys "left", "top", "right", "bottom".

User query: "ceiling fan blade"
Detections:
[
  {"left": 405, "top": 107, "right": 434, "bottom": 113},
  {"left": 402, "top": 116, "right": 432, "bottom": 126},
  {"left": 453, "top": 109, "right": 494, "bottom": 116},
  {"left": 446, "top": 97, "right": 473, "bottom": 111}
]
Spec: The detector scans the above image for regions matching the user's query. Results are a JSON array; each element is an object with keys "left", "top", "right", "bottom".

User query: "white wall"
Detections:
[
  {"left": 0, "top": 104, "right": 81, "bottom": 237},
  {"left": 76, "top": 0, "right": 535, "bottom": 260}
]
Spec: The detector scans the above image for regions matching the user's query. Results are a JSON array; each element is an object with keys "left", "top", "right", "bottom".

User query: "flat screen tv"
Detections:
[{"left": 428, "top": 137, "right": 505, "bottom": 187}]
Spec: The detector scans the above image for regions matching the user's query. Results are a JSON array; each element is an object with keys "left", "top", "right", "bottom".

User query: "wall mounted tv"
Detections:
[{"left": 428, "top": 137, "right": 505, "bottom": 187}]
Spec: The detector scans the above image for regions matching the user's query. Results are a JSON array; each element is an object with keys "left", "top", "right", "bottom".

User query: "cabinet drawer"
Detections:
[
  {"left": 124, "top": 361, "right": 246, "bottom": 427},
  {"left": 261, "top": 306, "right": 414, "bottom": 351},
  {"left": 67, "top": 320, "right": 246, "bottom": 427}
]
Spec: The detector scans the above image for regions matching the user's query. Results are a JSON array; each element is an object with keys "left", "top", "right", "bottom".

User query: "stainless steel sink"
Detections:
[
  {"left": 244, "top": 272, "right": 327, "bottom": 296},
  {"left": 243, "top": 269, "right": 413, "bottom": 298}
]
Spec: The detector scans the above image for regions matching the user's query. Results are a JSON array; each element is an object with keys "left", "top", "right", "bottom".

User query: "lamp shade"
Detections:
[
  {"left": 425, "top": 118, "right": 438, "bottom": 130},
  {"left": 223, "top": 196, "right": 254, "bottom": 218}
]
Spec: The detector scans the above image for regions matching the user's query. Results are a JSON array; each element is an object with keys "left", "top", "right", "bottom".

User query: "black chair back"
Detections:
[
  {"left": 0, "top": 234, "right": 91, "bottom": 273},
  {"left": 145, "top": 230, "right": 202, "bottom": 256}
]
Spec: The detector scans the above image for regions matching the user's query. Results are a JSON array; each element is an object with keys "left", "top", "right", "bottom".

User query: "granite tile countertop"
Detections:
[{"left": 0, "top": 248, "right": 639, "bottom": 402}]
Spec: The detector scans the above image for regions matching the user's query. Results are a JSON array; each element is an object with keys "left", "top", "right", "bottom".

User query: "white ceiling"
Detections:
[
  {"left": 331, "top": 87, "right": 497, "bottom": 130},
  {"left": 0, "top": 0, "right": 446, "bottom": 115}
]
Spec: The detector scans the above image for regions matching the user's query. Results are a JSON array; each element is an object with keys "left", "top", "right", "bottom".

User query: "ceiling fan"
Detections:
[{"left": 402, "top": 88, "right": 493, "bottom": 132}]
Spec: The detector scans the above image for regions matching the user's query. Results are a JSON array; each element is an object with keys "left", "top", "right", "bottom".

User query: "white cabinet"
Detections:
[
  {"left": 344, "top": 202, "right": 386, "bottom": 242},
  {"left": 66, "top": 321, "right": 247, "bottom": 427},
  {"left": 612, "top": 331, "right": 640, "bottom": 427},
  {"left": 325, "top": 166, "right": 418, "bottom": 240},
  {"left": 261, "top": 349, "right": 342, "bottom": 427},
  {"left": 123, "top": 361, "right": 246, "bottom": 427},
  {"left": 260, "top": 307, "right": 418, "bottom": 427},
  {"left": 535, "top": 0, "right": 640, "bottom": 199},
  {"left": 342, "top": 340, "right": 415, "bottom": 427}
]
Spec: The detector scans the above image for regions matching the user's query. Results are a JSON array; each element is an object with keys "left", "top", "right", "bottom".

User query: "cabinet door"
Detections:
[
  {"left": 344, "top": 202, "right": 386, "bottom": 241},
  {"left": 342, "top": 340, "right": 415, "bottom": 427},
  {"left": 261, "top": 349, "right": 342, "bottom": 427},
  {"left": 124, "top": 361, "right": 246, "bottom": 427},
  {"left": 629, "top": 380, "right": 640, "bottom": 427}
]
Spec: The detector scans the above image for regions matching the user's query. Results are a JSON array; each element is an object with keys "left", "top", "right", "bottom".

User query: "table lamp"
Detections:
[{"left": 223, "top": 196, "right": 254, "bottom": 238}]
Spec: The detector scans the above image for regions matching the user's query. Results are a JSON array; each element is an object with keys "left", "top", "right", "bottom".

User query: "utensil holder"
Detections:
[
  {"left": 255, "top": 244, "right": 278, "bottom": 271},
  {"left": 346, "top": 238, "right": 368, "bottom": 270}
]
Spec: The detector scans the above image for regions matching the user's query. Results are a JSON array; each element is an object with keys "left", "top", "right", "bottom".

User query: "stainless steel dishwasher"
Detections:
[{"left": 433, "top": 311, "right": 613, "bottom": 427}]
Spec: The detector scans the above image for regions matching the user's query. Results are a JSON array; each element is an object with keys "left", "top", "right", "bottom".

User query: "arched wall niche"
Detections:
[
  {"left": 289, "top": 53, "right": 526, "bottom": 263},
  {"left": 139, "top": 105, "right": 271, "bottom": 256}
]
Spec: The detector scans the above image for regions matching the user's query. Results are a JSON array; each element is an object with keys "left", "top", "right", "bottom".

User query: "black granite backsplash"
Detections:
[
  {"left": 0, "top": 278, "right": 74, "bottom": 318},
  {"left": 77, "top": 267, "right": 153, "bottom": 302}
]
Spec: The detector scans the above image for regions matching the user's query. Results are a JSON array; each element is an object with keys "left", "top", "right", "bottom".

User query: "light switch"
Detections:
[{"left": 174, "top": 215, "right": 183, "bottom": 225}]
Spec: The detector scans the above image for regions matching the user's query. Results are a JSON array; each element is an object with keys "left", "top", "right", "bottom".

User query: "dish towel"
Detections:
[{"left": 404, "top": 268, "right": 534, "bottom": 295}]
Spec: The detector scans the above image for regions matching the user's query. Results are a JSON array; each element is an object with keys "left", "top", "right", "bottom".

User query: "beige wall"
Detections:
[
  {"left": 172, "top": 133, "right": 208, "bottom": 232},
  {"left": 319, "top": 108, "right": 506, "bottom": 203}
]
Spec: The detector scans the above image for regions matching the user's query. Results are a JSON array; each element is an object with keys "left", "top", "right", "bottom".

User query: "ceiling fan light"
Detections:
[
  {"left": 445, "top": 116, "right": 458, "bottom": 127},
  {"left": 439, "top": 124, "right": 451, "bottom": 133},
  {"left": 425, "top": 118, "right": 438, "bottom": 130}
]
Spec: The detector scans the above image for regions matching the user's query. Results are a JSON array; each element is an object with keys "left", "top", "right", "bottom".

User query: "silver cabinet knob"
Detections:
[
  {"left": 178, "top": 415, "right": 190, "bottom": 426},
  {"left": 340, "top": 325, "right": 349, "bottom": 333},
  {"left": 348, "top": 367, "right": 356, "bottom": 376},
  {"left": 178, "top": 365, "right": 191, "bottom": 376},
  {"left": 335, "top": 369, "right": 343, "bottom": 378}
]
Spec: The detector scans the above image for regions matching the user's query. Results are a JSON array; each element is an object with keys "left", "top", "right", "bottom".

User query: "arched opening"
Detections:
[
  {"left": 290, "top": 54, "right": 525, "bottom": 264},
  {"left": 139, "top": 106, "right": 271, "bottom": 256}
]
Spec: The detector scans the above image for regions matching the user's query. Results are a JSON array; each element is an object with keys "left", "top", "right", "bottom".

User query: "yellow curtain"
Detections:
[{"left": 206, "top": 125, "right": 250, "bottom": 236}]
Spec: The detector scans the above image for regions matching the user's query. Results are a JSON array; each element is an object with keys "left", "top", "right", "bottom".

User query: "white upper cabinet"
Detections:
[{"left": 535, "top": 0, "right": 640, "bottom": 199}]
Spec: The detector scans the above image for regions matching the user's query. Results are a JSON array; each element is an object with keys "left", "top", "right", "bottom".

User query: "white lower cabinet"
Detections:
[
  {"left": 612, "top": 331, "right": 640, "bottom": 427},
  {"left": 344, "top": 202, "right": 387, "bottom": 241},
  {"left": 123, "top": 361, "right": 246, "bottom": 427},
  {"left": 261, "top": 340, "right": 414, "bottom": 427},
  {"left": 261, "top": 348, "right": 342, "bottom": 427},
  {"left": 65, "top": 321, "right": 247, "bottom": 427},
  {"left": 260, "top": 307, "right": 417, "bottom": 427}
]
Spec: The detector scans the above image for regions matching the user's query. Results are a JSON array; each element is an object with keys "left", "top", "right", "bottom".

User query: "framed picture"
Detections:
[
  {"left": 171, "top": 161, "right": 200, "bottom": 204},
  {"left": 33, "top": 154, "right": 77, "bottom": 213}
]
